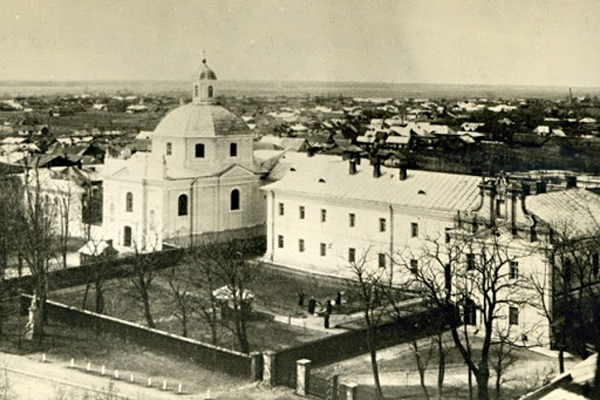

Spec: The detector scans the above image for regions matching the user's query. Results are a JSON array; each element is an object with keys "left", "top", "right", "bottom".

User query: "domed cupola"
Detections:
[
  {"left": 199, "top": 59, "right": 217, "bottom": 80},
  {"left": 192, "top": 58, "right": 217, "bottom": 104}
]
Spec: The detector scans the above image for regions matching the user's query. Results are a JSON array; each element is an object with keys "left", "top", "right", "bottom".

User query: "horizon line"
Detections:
[{"left": 0, "top": 78, "right": 597, "bottom": 91}]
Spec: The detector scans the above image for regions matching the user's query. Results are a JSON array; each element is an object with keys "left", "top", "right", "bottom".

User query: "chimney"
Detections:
[
  {"left": 535, "top": 181, "right": 546, "bottom": 194},
  {"left": 373, "top": 160, "right": 381, "bottom": 178},
  {"left": 349, "top": 159, "right": 357, "bottom": 175},
  {"left": 399, "top": 165, "right": 407, "bottom": 181},
  {"left": 566, "top": 175, "right": 577, "bottom": 189}
]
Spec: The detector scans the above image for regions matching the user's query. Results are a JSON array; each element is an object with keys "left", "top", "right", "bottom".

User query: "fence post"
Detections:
[
  {"left": 330, "top": 374, "right": 339, "bottom": 400},
  {"left": 262, "top": 351, "right": 275, "bottom": 386},
  {"left": 296, "top": 359, "right": 311, "bottom": 396},
  {"left": 345, "top": 383, "right": 358, "bottom": 400},
  {"left": 250, "top": 352, "right": 263, "bottom": 381}
]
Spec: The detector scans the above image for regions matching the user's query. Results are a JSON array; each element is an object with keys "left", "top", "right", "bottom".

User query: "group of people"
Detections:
[{"left": 297, "top": 290, "right": 343, "bottom": 329}]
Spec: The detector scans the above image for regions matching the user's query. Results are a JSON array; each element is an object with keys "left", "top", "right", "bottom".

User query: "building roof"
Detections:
[
  {"left": 199, "top": 59, "right": 217, "bottom": 80},
  {"left": 526, "top": 188, "right": 600, "bottom": 238},
  {"left": 152, "top": 103, "right": 251, "bottom": 139},
  {"left": 263, "top": 153, "right": 481, "bottom": 212}
]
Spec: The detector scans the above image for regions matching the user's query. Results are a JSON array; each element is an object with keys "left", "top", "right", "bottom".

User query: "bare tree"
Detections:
[
  {"left": 0, "top": 172, "right": 22, "bottom": 335},
  {"left": 410, "top": 337, "right": 436, "bottom": 400},
  {"left": 160, "top": 263, "right": 195, "bottom": 337},
  {"left": 18, "top": 164, "right": 58, "bottom": 341},
  {"left": 406, "top": 224, "right": 533, "bottom": 400},
  {"left": 347, "top": 248, "right": 387, "bottom": 400},
  {"left": 80, "top": 240, "right": 116, "bottom": 314},
  {"left": 128, "top": 247, "right": 164, "bottom": 329},
  {"left": 184, "top": 248, "right": 221, "bottom": 345},
  {"left": 188, "top": 236, "right": 263, "bottom": 353}
]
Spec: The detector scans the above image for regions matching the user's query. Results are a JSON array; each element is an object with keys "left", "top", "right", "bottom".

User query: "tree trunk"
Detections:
[
  {"left": 141, "top": 289, "right": 155, "bottom": 328},
  {"left": 558, "top": 347, "right": 565, "bottom": 374},
  {"left": 366, "top": 326, "right": 384, "bottom": 400},
  {"left": 437, "top": 335, "right": 445, "bottom": 400},
  {"left": 475, "top": 367, "right": 490, "bottom": 400},
  {"left": 94, "top": 283, "right": 104, "bottom": 314},
  {"left": 81, "top": 282, "right": 90, "bottom": 310}
]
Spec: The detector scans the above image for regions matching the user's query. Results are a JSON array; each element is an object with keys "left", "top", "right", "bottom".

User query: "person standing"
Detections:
[
  {"left": 326, "top": 298, "right": 333, "bottom": 314},
  {"left": 308, "top": 296, "right": 316, "bottom": 314},
  {"left": 324, "top": 311, "right": 330, "bottom": 329},
  {"left": 298, "top": 290, "right": 305, "bottom": 307}
]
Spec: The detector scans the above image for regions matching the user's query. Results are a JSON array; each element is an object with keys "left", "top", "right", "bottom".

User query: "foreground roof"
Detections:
[{"left": 263, "top": 153, "right": 481, "bottom": 212}]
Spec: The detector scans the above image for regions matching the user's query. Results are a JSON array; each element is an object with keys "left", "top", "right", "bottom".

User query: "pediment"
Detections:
[{"left": 217, "top": 164, "right": 256, "bottom": 179}]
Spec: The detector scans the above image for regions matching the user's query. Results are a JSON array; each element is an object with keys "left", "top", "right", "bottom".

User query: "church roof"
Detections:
[
  {"left": 199, "top": 59, "right": 217, "bottom": 80},
  {"left": 153, "top": 103, "right": 251, "bottom": 138}
]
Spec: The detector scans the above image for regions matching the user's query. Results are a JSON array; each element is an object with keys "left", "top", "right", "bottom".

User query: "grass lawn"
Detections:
[{"left": 50, "top": 277, "right": 332, "bottom": 353}]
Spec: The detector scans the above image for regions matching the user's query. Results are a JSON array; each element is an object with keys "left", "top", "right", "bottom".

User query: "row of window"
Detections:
[
  {"left": 125, "top": 189, "right": 241, "bottom": 215},
  {"left": 166, "top": 142, "right": 238, "bottom": 157},
  {"left": 277, "top": 235, "right": 422, "bottom": 270},
  {"left": 279, "top": 203, "right": 420, "bottom": 236}
]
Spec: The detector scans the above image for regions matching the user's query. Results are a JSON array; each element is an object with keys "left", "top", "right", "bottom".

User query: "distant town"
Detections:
[{"left": 0, "top": 61, "right": 599, "bottom": 400}]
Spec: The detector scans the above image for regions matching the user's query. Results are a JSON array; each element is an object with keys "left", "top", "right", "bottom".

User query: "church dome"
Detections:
[
  {"left": 153, "top": 103, "right": 251, "bottom": 138},
  {"left": 199, "top": 59, "right": 217, "bottom": 80}
]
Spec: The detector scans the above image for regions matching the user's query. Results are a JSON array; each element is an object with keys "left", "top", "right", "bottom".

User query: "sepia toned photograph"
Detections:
[{"left": 0, "top": 1, "right": 599, "bottom": 399}]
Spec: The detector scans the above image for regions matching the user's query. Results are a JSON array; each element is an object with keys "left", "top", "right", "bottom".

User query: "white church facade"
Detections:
[{"left": 102, "top": 59, "right": 266, "bottom": 250}]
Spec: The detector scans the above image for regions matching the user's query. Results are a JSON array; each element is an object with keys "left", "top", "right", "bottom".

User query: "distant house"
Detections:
[
  {"left": 92, "top": 103, "right": 108, "bottom": 111},
  {"left": 385, "top": 135, "right": 411, "bottom": 149},
  {"left": 533, "top": 125, "right": 551, "bottom": 136},
  {"left": 126, "top": 104, "right": 149, "bottom": 114},
  {"left": 259, "top": 136, "right": 310, "bottom": 152},
  {"left": 461, "top": 122, "right": 485, "bottom": 132}
]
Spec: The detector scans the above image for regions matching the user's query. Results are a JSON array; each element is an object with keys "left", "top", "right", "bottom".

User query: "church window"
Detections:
[
  {"left": 123, "top": 226, "right": 132, "bottom": 247},
  {"left": 126, "top": 192, "right": 133, "bottom": 212},
  {"left": 178, "top": 194, "right": 188, "bottom": 216},
  {"left": 195, "top": 143, "right": 205, "bottom": 158},
  {"left": 230, "top": 143, "right": 237, "bottom": 157},
  {"left": 208, "top": 86, "right": 213, "bottom": 98},
  {"left": 230, "top": 189, "right": 240, "bottom": 211},
  {"left": 166, "top": 142, "right": 172, "bottom": 156}
]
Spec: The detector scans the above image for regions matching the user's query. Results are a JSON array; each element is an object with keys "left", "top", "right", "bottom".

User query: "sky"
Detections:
[{"left": 1, "top": 0, "right": 599, "bottom": 87}]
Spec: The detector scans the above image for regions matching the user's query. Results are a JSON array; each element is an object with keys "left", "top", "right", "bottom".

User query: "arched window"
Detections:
[
  {"left": 166, "top": 142, "right": 172, "bottom": 156},
  {"left": 126, "top": 192, "right": 133, "bottom": 212},
  {"left": 194, "top": 85, "right": 198, "bottom": 97},
  {"left": 230, "top": 142, "right": 237, "bottom": 157},
  {"left": 195, "top": 143, "right": 205, "bottom": 158},
  {"left": 230, "top": 189, "right": 240, "bottom": 211},
  {"left": 208, "top": 86, "right": 213, "bottom": 98},
  {"left": 178, "top": 194, "right": 188, "bottom": 216}
]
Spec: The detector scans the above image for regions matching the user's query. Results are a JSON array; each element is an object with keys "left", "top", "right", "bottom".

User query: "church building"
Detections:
[{"left": 102, "top": 59, "right": 266, "bottom": 250}]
